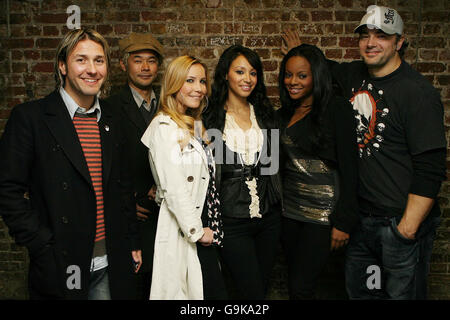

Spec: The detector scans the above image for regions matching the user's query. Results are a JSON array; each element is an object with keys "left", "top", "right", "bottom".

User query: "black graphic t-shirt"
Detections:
[{"left": 331, "top": 60, "right": 446, "bottom": 211}]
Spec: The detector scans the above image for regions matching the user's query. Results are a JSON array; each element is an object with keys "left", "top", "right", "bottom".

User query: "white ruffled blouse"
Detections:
[{"left": 223, "top": 104, "right": 264, "bottom": 218}]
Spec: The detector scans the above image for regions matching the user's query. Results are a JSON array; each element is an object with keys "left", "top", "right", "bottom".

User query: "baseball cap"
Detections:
[
  {"left": 119, "top": 32, "right": 164, "bottom": 59},
  {"left": 354, "top": 5, "right": 404, "bottom": 35}
]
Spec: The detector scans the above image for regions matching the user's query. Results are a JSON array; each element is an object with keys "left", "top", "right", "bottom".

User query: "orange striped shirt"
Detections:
[{"left": 73, "top": 115, "right": 105, "bottom": 243}]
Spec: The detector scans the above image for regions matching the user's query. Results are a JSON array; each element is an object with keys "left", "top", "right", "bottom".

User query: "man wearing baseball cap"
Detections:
[
  {"left": 282, "top": 5, "right": 446, "bottom": 299},
  {"left": 106, "top": 32, "right": 164, "bottom": 300}
]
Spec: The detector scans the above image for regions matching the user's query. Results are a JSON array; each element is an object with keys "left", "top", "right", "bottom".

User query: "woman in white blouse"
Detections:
[
  {"left": 141, "top": 56, "right": 226, "bottom": 300},
  {"left": 203, "top": 45, "right": 283, "bottom": 299}
]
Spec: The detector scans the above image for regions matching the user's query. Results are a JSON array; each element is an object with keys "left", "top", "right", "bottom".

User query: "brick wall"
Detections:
[{"left": 0, "top": 0, "right": 448, "bottom": 299}]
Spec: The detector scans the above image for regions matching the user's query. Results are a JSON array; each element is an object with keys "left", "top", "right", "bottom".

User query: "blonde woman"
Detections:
[{"left": 141, "top": 56, "right": 226, "bottom": 300}]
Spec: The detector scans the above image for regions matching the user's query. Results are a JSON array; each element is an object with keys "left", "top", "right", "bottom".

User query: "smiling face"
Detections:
[
  {"left": 358, "top": 27, "right": 404, "bottom": 77},
  {"left": 226, "top": 54, "right": 257, "bottom": 101},
  {"left": 176, "top": 63, "right": 207, "bottom": 114},
  {"left": 284, "top": 55, "right": 314, "bottom": 105},
  {"left": 121, "top": 49, "right": 159, "bottom": 91},
  {"left": 59, "top": 39, "right": 106, "bottom": 108}
]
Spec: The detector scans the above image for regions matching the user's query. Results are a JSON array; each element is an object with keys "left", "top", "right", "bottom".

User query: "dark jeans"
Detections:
[
  {"left": 196, "top": 242, "right": 228, "bottom": 300},
  {"left": 345, "top": 214, "right": 440, "bottom": 300},
  {"left": 281, "top": 217, "right": 332, "bottom": 299},
  {"left": 88, "top": 267, "right": 111, "bottom": 300},
  {"left": 219, "top": 209, "right": 281, "bottom": 300}
]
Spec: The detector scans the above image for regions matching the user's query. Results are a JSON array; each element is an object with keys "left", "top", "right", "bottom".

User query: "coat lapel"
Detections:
[
  {"left": 190, "top": 137, "right": 208, "bottom": 170},
  {"left": 98, "top": 103, "right": 113, "bottom": 187},
  {"left": 41, "top": 91, "right": 92, "bottom": 186},
  {"left": 119, "top": 86, "right": 147, "bottom": 134}
]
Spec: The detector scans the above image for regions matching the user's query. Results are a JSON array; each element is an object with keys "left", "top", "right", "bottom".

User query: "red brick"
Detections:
[
  {"left": 412, "top": 62, "right": 446, "bottom": 73},
  {"left": 321, "top": 36, "right": 337, "bottom": 46},
  {"left": 97, "top": 25, "right": 114, "bottom": 35},
  {"left": 252, "top": 10, "right": 281, "bottom": 21},
  {"left": 36, "top": 38, "right": 60, "bottom": 49},
  {"left": 10, "top": 14, "right": 31, "bottom": 24},
  {"left": 437, "top": 76, "right": 450, "bottom": 86},
  {"left": 43, "top": 26, "right": 59, "bottom": 36},
  {"left": 24, "top": 50, "right": 40, "bottom": 60},
  {"left": 311, "top": 11, "right": 333, "bottom": 21},
  {"left": 263, "top": 61, "right": 278, "bottom": 72},
  {"left": 141, "top": 11, "right": 177, "bottom": 21},
  {"left": 205, "top": 23, "right": 223, "bottom": 34},
  {"left": 26, "top": 26, "right": 41, "bottom": 36},
  {"left": 114, "top": 24, "right": 131, "bottom": 35},
  {"left": 318, "top": 0, "right": 333, "bottom": 8},
  {"left": 12, "top": 63, "right": 28, "bottom": 73},
  {"left": 301, "top": 0, "right": 319, "bottom": 8},
  {"left": 104, "top": 12, "right": 140, "bottom": 22},
  {"left": 293, "top": 11, "right": 310, "bottom": 22},
  {"left": 343, "top": 48, "right": 360, "bottom": 59},
  {"left": 6, "top": 39, "right": 34, "bottom": 49},
  {"left": 325, "top": 48, "right": 343, "bottom": 59},
  {"left": 419, "top": 49, "right": 439, "bottom": 61},
  {"left": 338, "top": 0, "right": 353, "bottom": 8},
  {"left": 224, "top": 23, "right": 242, "bottom": 34},
  {"left": 34, "top": 13, "right": 67, "bottom": 24},
  {"left": 150, "top": 24, "right": 166, "bottom": 34},
  {"left": 32, "top": 62, "right": 54, "bottom": 73},
  {"left": 11, "top": 50, "right": 24, "bottom": 61},
  {"left": 266, "top": 86, "right": 279, "bottom": 97},
  {"left": 339, "top": 37, "right": 359, "bottom": 48},
  {"left": 187, "top": 23, "right": 205, "bottom": 34},
  {"left": 254, "top": 49, "right": 271, "bottom": 60}
]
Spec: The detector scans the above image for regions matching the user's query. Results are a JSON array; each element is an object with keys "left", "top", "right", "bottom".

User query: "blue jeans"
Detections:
[
  {"left": 88, "top": 267, "right": 111, "bottom": 300},
  {"left": 345, "top": 214, "right": 440, "bottom": 300}
]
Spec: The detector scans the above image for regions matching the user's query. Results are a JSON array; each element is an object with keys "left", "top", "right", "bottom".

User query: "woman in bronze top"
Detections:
[{"left": 278, "top": 44, "right": 359, "bottom": 299}]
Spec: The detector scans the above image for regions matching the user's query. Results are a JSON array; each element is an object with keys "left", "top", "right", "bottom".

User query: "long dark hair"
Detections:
[
  {"left": 203, "top": 45, "right": 275, "bottom": 131},
  {"left": 278, "top": 44, "right": 333, "bottom": 151}
]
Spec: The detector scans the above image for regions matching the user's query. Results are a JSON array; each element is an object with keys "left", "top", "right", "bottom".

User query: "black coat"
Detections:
[
  {"left": 0, "top": 91, "right": 139, "bottom": 299},
  {"left": 105, "top": 86, "right": 159, "bottom": 274}
]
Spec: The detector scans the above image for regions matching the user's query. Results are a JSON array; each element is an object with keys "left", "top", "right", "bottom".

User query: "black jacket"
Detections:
[
  {"left": 0, "top": 91, "right": 139, "bottom": 299},
  {"left": 105, "top": 85, "right": 160, "bottom": 274}
]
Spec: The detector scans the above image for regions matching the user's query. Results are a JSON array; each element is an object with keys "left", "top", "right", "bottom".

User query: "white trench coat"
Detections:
[{"left": 141, "top": 114, "right": 209, "bottom": 300}]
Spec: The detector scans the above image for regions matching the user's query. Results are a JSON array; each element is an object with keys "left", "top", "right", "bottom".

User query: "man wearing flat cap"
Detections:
[
  {"left": 282, "top": 5, "right": 446, "bottom": 299},
  {"left": 106, "top": 32, "right": 164, "bottom": 300}
]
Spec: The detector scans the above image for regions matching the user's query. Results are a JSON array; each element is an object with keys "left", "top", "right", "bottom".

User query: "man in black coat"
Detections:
[
  {"left": 0, "top": 29, "right": 141, "bottom": 300},
  {"left": 106, "top": 32, "right": 163, "bottom": 300}
]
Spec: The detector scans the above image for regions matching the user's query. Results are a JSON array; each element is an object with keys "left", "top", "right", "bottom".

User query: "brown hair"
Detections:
[{"left": 54, "top": 28, "right": 111, "bottom": 96}]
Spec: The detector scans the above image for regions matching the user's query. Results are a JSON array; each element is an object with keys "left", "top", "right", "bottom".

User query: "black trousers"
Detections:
[
  {"left": 281, "top": 217, "right": 331, "bottom": 299},
  {"left": 196, "top": 243, "right": 228, "bottom": 300},
  {"left": 219, "top": 210, "right": 281, "bottom": 299}
]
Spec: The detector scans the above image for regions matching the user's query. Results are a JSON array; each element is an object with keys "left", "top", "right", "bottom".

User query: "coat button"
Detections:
[
  {"left": 62, "top": 182, "right": 68, "bottom": 190},
  {"left": 189, "top": 228, "right": 196, "bottom": 235},
  {"left": 62, "top": 216, "right": 69, "bottom": 224},
  {"left": 187, "top": 176, "right": 194, "bottom": 182}
]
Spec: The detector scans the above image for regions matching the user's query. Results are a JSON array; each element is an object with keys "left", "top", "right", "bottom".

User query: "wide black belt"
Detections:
[{"left": 222, "top": 166, "right": 261, "bottom": 181}]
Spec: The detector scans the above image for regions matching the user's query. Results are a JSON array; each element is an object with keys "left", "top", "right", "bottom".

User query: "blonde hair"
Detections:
[
  {"left": 158, "top": 55, "right": 210, "bottom": 146},
  {"left": 54, "top": 28, "right": 111, "bottom": 96}
]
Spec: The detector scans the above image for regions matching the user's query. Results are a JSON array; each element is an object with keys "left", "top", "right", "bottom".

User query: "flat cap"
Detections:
[{"left": 119, "top": 32, "right": 164, "bottom": 58}]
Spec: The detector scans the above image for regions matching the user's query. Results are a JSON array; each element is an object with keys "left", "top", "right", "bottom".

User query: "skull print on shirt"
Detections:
[{"left": 350, "top": 80, "right": 390, "bottom": 158}]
